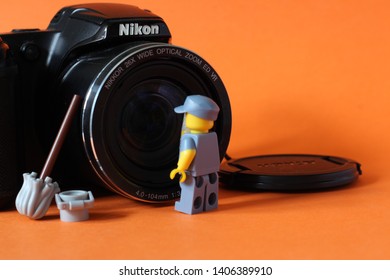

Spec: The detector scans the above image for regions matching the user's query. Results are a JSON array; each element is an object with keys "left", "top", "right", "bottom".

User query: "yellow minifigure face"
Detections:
[{"left": 185, "top": 113, "right": 214, "bottom": 133}]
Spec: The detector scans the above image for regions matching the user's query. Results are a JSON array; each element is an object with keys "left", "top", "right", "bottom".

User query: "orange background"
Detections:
[{"left": 1, "top": 0, "right": 389, "bottom": 259}]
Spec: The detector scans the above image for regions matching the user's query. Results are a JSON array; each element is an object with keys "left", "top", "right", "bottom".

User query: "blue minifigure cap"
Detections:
[{"left": 174, "top": 95, "right": 220, "bottom": 121}]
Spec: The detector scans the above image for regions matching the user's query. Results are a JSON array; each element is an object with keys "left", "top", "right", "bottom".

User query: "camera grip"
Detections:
[{"left": 0, "top": 40, "right": 20, "bottom": 209}]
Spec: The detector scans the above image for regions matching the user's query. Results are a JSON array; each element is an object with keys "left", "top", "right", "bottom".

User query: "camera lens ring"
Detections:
[{"left": 81, "top": 43, "right": 231, "bottom": 202}]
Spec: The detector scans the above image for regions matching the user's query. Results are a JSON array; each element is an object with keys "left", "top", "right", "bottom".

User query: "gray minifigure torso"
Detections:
[{"left": 180, "top": 132, "right": 220, "bottom": 176}]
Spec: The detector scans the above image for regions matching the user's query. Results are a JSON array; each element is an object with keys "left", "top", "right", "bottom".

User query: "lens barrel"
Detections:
[{"left": 58, "top": 42, "right": 231, "bottom": 202}]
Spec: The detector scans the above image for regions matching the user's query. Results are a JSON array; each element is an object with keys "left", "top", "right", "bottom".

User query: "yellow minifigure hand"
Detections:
[
  {"left": 170, "top": 168, "right": 187, "bottom": 183},
  {"left": 170, "top": 149, "right": 196, "bottom": 183}
]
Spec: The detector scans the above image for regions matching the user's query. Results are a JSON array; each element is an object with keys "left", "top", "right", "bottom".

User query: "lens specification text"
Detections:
[
  {"left": 119, "top": 265, "right": 273, "bottom": 277},
  {"left": 106, "top": 46, "right": 220, "bottom": 93},
  {"left": 135, "top": 190, "right": 171, "bottom": 200}
]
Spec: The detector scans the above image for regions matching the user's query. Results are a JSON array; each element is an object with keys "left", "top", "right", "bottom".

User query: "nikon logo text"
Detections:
[{"left": 119, "top": 23, "right": 160, "bottom": 36}]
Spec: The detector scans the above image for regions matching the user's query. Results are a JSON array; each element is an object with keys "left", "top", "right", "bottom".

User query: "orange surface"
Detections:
[{"left": 1, "top": 0, "right": 389, "bottom": 259}]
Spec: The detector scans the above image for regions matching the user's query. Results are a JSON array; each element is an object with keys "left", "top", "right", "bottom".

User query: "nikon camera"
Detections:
[{"left": 0, "top": 3, "right": 231, "bottom": 208}]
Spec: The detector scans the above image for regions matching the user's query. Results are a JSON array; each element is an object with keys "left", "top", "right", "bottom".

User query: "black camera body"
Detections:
[{"left": 0, "top": 3, "right": 231, "bottom": 208}]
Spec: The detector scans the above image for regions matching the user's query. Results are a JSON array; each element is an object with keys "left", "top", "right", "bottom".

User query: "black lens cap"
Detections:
[{"left": 219, "top": 154, "right": 362, "bottom": 191}]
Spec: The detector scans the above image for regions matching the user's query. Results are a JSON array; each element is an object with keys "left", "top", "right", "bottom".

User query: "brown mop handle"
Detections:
[{"left": 40, "top": 95, "right": 82, "bottom": 180}]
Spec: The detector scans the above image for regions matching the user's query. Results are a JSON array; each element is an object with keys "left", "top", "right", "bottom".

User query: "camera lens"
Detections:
[
  {"left": 58, "top": 43, "right": 231, "bottom": 202},
  {"left": 117, "top": 80, "right": 183, "bottom": 167}
]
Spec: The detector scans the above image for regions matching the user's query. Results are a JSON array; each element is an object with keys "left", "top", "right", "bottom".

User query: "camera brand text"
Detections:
[
  {"left": 119, "top": 23, "right": 160, "bottom": 36},
  {"left": 257, "top": 160, "right": 316, "bottom": 168},
  {"left": 104, "top": 66, "right": 124, "bottom": 90}
]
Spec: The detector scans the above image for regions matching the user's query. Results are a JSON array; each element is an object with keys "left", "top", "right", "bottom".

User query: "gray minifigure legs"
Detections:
[
  {"left": 175, "top": 172, "right": 218, "bottom": 214},
  {"left": 204, "top": 172, "right": 218, "bottom": 212}
]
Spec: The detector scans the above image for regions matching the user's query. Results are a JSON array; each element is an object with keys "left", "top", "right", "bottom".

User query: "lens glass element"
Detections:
[{"left": 118, "top": 80, "right": 184, "bottom": 167}]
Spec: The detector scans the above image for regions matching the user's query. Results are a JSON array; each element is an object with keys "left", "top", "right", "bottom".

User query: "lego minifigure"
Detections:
[{"left": 170, "top": 95, "right": 220, "bottom": 214}]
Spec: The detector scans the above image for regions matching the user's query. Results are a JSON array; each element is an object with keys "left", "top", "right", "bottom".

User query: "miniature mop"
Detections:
[{"left": 15, "top": 95, "right": 81, "bottom": 219}]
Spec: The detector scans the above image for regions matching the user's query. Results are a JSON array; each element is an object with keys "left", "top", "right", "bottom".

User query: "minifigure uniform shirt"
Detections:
[{"left": 179, "top": 132, "right": 220, "bottom": 176}]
